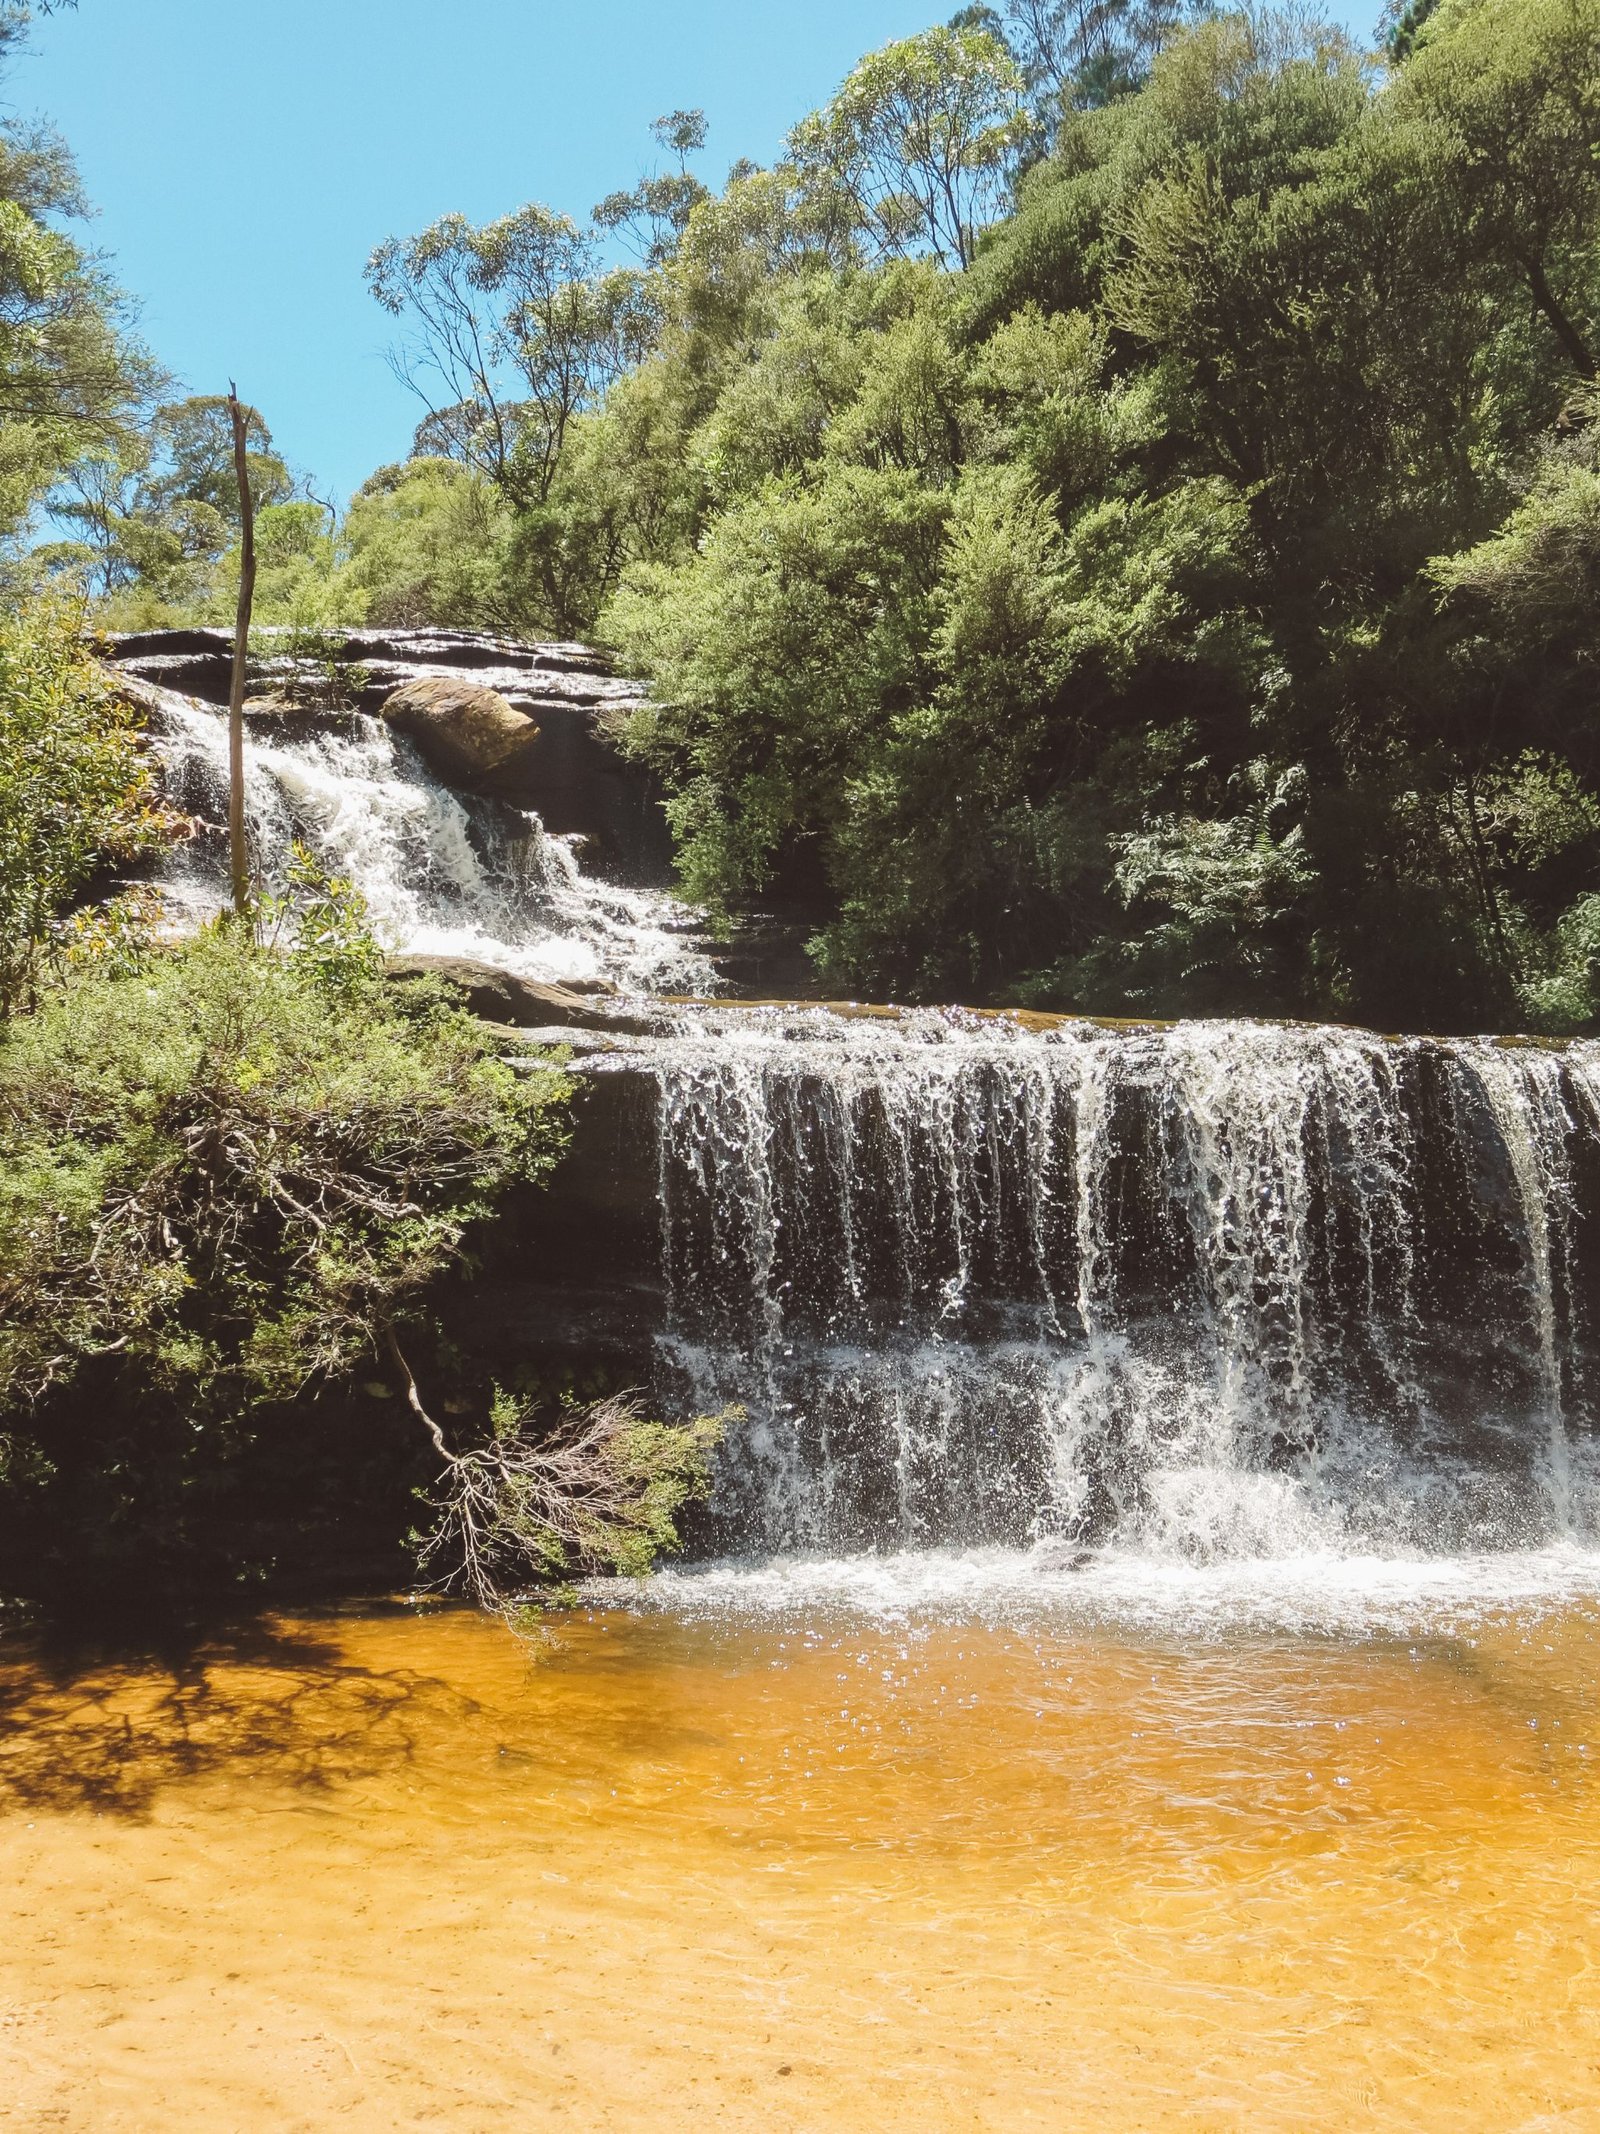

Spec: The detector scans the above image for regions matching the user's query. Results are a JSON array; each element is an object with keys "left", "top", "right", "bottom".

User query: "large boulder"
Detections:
[
  {"left": 385, "top": 955, "right": 657, "bottom": 1035},
  {"left": 379, "top": 675, "right": 540, "bottom": 793}
]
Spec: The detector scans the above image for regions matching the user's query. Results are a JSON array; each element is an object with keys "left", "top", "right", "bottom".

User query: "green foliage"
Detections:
[
  {"left": 70, "top": 396, "right": 299, "bottom": 624},
  {"left": 594, "top": 108, "right": 712, "bottom": 268},
  {"left": 1001, "top": 1, "right": 1212, "bottom": 123},
  {"left": 0, "top": 2, "right": 148, "bottom": 548},
  {"left": 56, "top": 0, "right": 1600, "bottom": 1032},
  {"left": 338, "top": 457, "right": 512, "bottom": 627},
  {"left": 1388, "top": 0, "right": 1442, "bottom": 62},
  {"left": 0, "top": 915, "right": 573, "bottom": 1589},
  {"left": 0, "top": 922, "right": 569, "bottom": 1419},
  {"left": 786, "top": 26, "right": 1028, "bottom": 269},
  {"left": 0, "top": 594, "right": 166, "bottom": 1013},
  {"left": 582, "top": 0, "right": 1600, "bottom": 1032},
  {"left": 366, "top": 206, "right": 654, "bottom": 510},
  {"left": 1429, "top": 440, "right": 1600, "bottom": 650}
]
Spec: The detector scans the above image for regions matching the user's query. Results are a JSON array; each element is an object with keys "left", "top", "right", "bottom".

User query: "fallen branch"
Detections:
[
  {"left": 402, "top": 1371, "right": 730, "bottom": 1610},
  {"left": 381, "top": 1320, "right": 449, "bottom": 1461}
]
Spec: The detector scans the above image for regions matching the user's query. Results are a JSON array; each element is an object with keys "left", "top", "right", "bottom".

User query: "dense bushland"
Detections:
[
  {"left": 34, "top": 0, "right": 1600, "bottom": 1036},
  {"left": 0, "top": 530, "right": 712, "bottom": 1612},
  {"left": 588, "top": 0, "right": 1600, "bottom": 1030}
]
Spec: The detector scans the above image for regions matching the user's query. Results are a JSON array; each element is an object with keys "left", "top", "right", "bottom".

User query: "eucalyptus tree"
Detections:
[
  {"left": 787, "top": 25, "right": 1028, "bottom": 270},
  {"left": 1004, "top": 0, "right": 1210, "bottom": 115},
  {"left": 1383, "top": 0, "right": 1600, "bottom": 380},
  {"left": 367, "top": 206, "right": 657, "bottom": 512},
  {"left": 0, "top": 1, "right": 146, "bottom": 541},
  {"left": 593, "top": 108, "right": 712, "bottom": 269},
  {"left": 55, "top": 396, "right": 289, "bottom": 604}
]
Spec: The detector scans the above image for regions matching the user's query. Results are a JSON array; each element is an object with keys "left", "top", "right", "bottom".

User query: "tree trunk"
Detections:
[
  {"left": 226, "top": 387, "right": 257, "bottom": 917},
  {"left": 1523, "top": 254, "right": 1597, "bottom": 379}
]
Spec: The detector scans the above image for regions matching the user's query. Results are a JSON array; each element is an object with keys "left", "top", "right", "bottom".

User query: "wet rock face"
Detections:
[{"left": 102, "top": 627, "right": 671, "bottom": 879}]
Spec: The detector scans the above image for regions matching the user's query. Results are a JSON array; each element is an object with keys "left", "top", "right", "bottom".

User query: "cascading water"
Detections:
[
  {"left": 608, "top": 1007, "right": 1600, "bottom": 1565},
  {"left": 135, "top": 664, "right": 1600, "bottom": 1581},
  {"left": 150, "top": 687, "right": 716, "bottom": 994}
]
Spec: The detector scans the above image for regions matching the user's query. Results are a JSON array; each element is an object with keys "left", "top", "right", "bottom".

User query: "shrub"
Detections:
[
  {"left": 0, "top": 595, "right": 167, "bottom": 1014},
  {"left": 0, "top": 915, "right": 569, "bottom": 1591}
]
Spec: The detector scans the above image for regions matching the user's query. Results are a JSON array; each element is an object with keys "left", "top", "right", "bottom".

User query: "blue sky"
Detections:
[{"left": 21, "top": 1, "right": 1377, "bottom": 506}]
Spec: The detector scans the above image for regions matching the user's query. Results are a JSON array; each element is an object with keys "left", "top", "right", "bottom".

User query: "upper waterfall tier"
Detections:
[
  {"left": 128, "top": 666, "right": 719, "bottom": 996},
  {"left": 109, "top": 629, "right": 822, "bottom": 995},
  {"left": 109, "top": 625, "right": 671, "bottom": 879}
]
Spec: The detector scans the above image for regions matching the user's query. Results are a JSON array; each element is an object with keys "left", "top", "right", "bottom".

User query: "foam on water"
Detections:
[
  {"left": 619, "top": 1541, "right": 1600, "bottom": 1639},
  {"left": 153, "top": 689, "right": 715, "bottom": 994},
  {"left": 615, "top": 1006, "right": 1600, "bottom": 1565}
]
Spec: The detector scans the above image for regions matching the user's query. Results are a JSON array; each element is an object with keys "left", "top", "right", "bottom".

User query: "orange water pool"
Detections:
[{"left": 2, "top": 1574, "right": 1598, "bottom": 2130}]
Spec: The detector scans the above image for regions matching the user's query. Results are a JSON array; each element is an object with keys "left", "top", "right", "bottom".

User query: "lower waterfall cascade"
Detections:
[
  {"left": 134, "top": 656, "right": 1600, "bottom": 1575},
  {"left": 616, "top": 1008, "right": 1600, "bottom": 1562}
]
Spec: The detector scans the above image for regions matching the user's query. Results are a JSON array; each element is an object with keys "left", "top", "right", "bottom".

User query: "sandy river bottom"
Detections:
[{"left": 1, "top": 1564, "right": 1598, "bottom": 2132}]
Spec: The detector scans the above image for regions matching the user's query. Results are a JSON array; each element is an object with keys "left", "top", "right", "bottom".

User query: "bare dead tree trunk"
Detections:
[{"left": 226, "top": 386, "right": 257, "bottom": 918}]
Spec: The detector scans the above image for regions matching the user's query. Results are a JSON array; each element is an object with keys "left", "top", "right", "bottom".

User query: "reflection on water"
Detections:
[{"left": 3, "top": 1578, "right": 1599, "bottom": 2130}]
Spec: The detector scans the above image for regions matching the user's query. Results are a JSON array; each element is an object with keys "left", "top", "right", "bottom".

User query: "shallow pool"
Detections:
[{"left": 3, "top": 1559, "right": 1599, "bottom": 2129}]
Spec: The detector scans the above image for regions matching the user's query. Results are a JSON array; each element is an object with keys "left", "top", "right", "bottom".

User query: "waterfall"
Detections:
[
  {"left": 148, "top": 687, "right": 716, "bottom": 995},
  {"left": 134, "top": 662, "right": 1600, "bottom": 1574},
  {"left": 610, "top": 1008, "right": 1600, "bottom": 1563}
]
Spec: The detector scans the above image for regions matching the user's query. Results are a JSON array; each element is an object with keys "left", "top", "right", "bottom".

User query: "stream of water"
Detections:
[
  {"left": 622, "top": 1005, "right": 1600, "bottom": 1568},
  {"left": 150, "top": 685, "right": 717, "bottom": 994}
]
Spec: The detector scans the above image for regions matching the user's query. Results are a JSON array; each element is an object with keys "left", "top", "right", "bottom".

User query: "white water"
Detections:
[
  {"left": 152, "top": 688, "right": 716, "bottom": 994},
  {"left": 602, "top": 1006, "right": 1600, "bottom": 1568},
  {"left": 624, "top": 1540, "right": 1600, "bottom": 1637},
  {"left": 144, "top": 690, "right": 1600, "bottom": 1600}
]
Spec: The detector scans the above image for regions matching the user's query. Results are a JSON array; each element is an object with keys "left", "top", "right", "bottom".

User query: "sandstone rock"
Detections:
[
  {"left": 385, "top": 956, "right": 657, "bottom": 1036},
  {"left": 379, "top": 675, "right": 540, "bottom": 792}
]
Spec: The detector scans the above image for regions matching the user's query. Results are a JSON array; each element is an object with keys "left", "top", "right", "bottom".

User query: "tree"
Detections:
[
  {"left": 788, "top": 26, "right": 1028, "bottom": 269},
  {"left": 593, "top": 109, "right": 712, "bottom": 268},
  {"left": 0, "top": 595, "right": 166, "bottom": 1015},
  {"left": 367, "top": 206, "right": 656, "bottom": 511},
  {"left": 335, "top": 458, "right": 509, "bottom": 628},
  {"left": 0, "top": 3, "right": 147, "bottom": 541},
  {"left": 56, "top": 395, "right": 291, "bottom": 606},
  {"left": 0, "top": 904, "right": 726, "bottom": 1605},
  {"left": 225, "top": 387, "right": 256, "bottom": 917},
  {"left": 1003, "top": 0, "right": 1208, "bottom": 117},
  {"left": 1387, "top": 0, "right": 1600, "bottom": 378},
  {"left": 1386, "top": 0, "right": 1442, "bottom": 61}
]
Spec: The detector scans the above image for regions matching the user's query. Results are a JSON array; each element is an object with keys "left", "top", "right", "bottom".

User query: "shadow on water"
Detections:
[{"left": 0, "top": 1602, "right": 484, "bottom": 1822}]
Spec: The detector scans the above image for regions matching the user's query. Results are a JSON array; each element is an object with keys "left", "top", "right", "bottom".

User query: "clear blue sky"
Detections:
[{"left": 19, "top": 0, "right": 1378, "bottom": 507}]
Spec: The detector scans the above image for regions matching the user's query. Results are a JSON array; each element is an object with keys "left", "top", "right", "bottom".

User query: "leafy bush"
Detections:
[
  {"left": 0, "top": 920, "right": 565, "bottom": 1417},
  {"left": 0, "top": 895, "right": 732, "bottom": 1606},
  {"left": 0, "top": 594, "right": 167, "bottom": 1014},
  {"left": 0, "top": 913, "right": 571, "bottom": 1590},
  {"left": 417, "top": 1391, "right": 726, "bottom": 1604}
]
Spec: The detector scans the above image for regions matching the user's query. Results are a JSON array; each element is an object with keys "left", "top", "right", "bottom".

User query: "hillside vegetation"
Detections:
[{"left": 35, "top": 0, "right": 1600, "bottom": 1033}]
